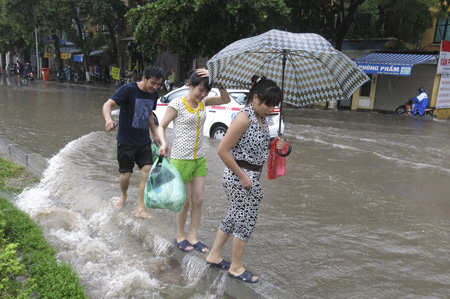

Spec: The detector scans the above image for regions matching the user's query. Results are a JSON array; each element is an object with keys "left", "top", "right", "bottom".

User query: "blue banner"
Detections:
[{"left": 73, "top": 55, "right": 83, "bottom": 63}]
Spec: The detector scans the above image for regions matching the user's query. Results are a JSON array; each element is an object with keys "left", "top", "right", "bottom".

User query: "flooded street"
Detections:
[{"left": 1, "top": 74, "right": 450, "bottom": 298}]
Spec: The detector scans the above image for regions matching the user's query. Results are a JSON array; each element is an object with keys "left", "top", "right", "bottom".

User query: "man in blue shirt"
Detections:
[
  {"left": 103, "top": 65, "right": 164, "bottom": 218},
  {"left": 412, "top": 87, "right": 429, "bottom": 116}
]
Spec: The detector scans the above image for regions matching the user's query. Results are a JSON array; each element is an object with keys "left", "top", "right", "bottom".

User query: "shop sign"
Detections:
[
  {"left": 436, "top": 74, "right": 450, "bottom": 109},
  {"left": 112, "top": 67, "right": 120, "bottom": 80},
  {"left": 60, "top": 53, "right": 71, "bottom": 59},
  {"left": 357, "top": 63, "right": 412, "bottom": 76},
  {"left": 437, "top": 40, "right": 450, "bottom": 74}
]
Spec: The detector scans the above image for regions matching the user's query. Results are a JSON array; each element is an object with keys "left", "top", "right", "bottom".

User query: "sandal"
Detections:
[
  {"left": 174, "top": 239, "right": 193, "bottom": 252},
  {"left": 206, "top": 259, "right": 231, "bottom": 270},
  {"left": 228, "top": 270, "right": 259, "bottom": 283},
  {"left": 190, "top": 241, "right": 209, "bottom": 253}
]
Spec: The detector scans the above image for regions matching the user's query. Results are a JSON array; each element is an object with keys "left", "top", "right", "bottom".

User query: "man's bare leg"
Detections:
[
  {"left": 115, "top": 172, "right": 131, "bottom": 208},
  {"left": 135, "top": 165, "right": 152, "bottom": 219}
]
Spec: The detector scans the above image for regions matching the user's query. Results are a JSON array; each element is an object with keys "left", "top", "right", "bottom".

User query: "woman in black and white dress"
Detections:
[{"left": 206, "top": 75, "right": 286, "bottom": 283}]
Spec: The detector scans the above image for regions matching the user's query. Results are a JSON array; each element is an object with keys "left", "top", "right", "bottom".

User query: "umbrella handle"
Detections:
[{"left": 277, "top": 144, "right": 292, "bottom": 157}]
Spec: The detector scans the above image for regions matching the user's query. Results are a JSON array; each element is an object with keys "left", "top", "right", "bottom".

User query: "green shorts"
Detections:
[{"left": 171, "top": 156, "right": 208, "bottom": 183}]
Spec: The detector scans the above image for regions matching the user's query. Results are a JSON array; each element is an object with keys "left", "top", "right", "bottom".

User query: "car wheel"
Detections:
[{"left": 211, "top": 124, "right": 228, "bottom": 140}]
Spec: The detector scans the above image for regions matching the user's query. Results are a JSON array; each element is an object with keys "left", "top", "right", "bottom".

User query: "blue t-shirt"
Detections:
[{"left": 111, "top": 82, "right": 158, "bottom": 146}]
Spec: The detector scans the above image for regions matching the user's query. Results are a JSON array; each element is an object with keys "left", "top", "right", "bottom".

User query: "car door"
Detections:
[
  {"left": 203, "top": 90, "right": 247, "bottom": 139},
  {"left": 154, "top": 88, "right": 189, "bottom": 127}
]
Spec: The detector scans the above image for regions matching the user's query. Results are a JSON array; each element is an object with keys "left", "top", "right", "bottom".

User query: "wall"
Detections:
[
  {"left": 373, "top": 64, "right": 436, "bottom": 112},
  {"left": 420, "top": 18, "right": 440, "bottom": 52}
]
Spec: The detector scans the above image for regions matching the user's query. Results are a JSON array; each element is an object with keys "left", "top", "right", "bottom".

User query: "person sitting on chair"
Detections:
[{"left": 411, "top": 87, "right": 429, "bottom": 116}]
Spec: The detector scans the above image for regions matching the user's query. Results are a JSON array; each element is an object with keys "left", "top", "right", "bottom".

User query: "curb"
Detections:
[{"left": 0, "top": 133, "right": 47, "bottom": 176}]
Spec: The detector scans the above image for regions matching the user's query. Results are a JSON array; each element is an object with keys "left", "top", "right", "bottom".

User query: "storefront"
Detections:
[{"left": 351, "top": 53, "right": 438, "bottom": 112}]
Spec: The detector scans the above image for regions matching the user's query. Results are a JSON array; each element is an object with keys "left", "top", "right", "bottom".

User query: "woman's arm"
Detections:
[
  {"left": 205, "top": 88, "right": 231, "bottom": 106},
  {"left": 195, "top": 68, "right": 231, "bottom": 107},
  {"left": 157, "top": 106, "right": 178, "bottom": 157},
  {"left": 217, "top": 112, "right": 251, "bottom": 189}
]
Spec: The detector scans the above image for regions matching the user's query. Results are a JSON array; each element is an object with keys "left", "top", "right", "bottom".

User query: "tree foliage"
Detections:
[
  {"left": 354, "top": 0, "right": 440, "bottom": 46},
  {"left": 127, "top": 0, "right": 290, "bottom": 67},
  {"left": 0, "top": 0, "right": 448, "bottom": 74},
  {"left": 0, "top": 0, "right": 126, "bottom": 72},
  {"left": 0, "top": 0, "right": 37, "bottom": 53}
]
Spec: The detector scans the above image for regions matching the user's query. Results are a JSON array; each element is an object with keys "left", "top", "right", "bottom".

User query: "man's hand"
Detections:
[
  {"left": 105, "top": 120, "right": 116, "bottom": 131},
  {"left": 152, "top": 135, "right": 161, "bottom": 146}
]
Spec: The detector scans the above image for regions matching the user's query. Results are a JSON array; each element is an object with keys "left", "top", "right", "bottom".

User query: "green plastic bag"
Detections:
[
  {"left": 151, "top": 141, "right": 160, "bottom": 162},
  {"left": 144, "top": 155, "right": 186, "bottom": 212}
]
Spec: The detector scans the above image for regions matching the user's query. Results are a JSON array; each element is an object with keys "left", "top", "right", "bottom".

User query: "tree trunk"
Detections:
[
  {"left": 52, "top": 34, "right": 63, "bottom": 75},
  {"left": 108, "top": 25, "right": 119, "bottom": 66}
]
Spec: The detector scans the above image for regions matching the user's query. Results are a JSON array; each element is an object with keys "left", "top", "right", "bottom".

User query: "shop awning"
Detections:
[
  {"left": 354, "top": 53, "right": 437, "bottom": 76},
  {"left": 73, "top": 50, "right": 104, "bottom": 63}
]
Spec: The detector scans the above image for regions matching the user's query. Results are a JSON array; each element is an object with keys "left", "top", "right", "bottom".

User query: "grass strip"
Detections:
[{"left": 0, "top": 156, "right": 87, "bottom": 298}]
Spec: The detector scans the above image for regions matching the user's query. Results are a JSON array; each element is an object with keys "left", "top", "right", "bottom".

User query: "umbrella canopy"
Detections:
[{"left": 207, "top": 29, "right": 369, "bottom": 107}]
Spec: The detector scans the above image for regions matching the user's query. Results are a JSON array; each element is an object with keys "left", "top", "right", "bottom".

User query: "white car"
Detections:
[{"left": 153, "top": 86, "right": 284, "bottom": 139}]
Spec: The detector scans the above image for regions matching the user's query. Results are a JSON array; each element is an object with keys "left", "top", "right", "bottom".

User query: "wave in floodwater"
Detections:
[{"left": 15, "top": 132, "right": 228, "bottom": 299}]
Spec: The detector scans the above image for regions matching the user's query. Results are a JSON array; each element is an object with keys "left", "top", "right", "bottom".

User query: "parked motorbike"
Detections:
[
  {"left": 73, "top": 67, "right": 86, "bottom": 82},
  {"left": 89, "top": 68, "right": 109, "bottom": 84},
  {"left": 21, "top": 71, "right": 35, "bottom": 83},
  {"left": 119, "top": 73, "right": 128, "bottom": 86},
  {"left": 159, "top": 77, "right": 173, "bottom": 92},
  {"left": 89, "top": 72, "right": 100, "bottom": 84},
  {"left": 56, "top": 72, "right": 66, "bottom": 82},
  {"left": 9, "top": 64, "right": 16, "bottom": 75},
  {"left": 395, "top": 99, "right": 435, "bottom": 117}
]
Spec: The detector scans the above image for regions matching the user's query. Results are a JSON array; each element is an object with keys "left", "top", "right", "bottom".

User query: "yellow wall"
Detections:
[{"left": 420, "top": 18, "right": 441, "bottom": 52}]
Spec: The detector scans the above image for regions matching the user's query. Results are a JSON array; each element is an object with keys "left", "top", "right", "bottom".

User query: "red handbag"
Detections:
[{"left": 267, "top": 139, "right": 290, "bottom": 179}]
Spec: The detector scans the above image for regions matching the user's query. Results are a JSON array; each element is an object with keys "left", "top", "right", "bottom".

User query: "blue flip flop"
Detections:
[
  {"left": 174, "top": 239, "right": 193, "bottom": 252},
  {"left": 228, "top": 270, "right": 259, "bottom": 283},
  {"left": 190, "top": 241, "right": 209, "bottom": 253},
  {"left": 206, "top": 259, "right": 231, "bottom": 270}
]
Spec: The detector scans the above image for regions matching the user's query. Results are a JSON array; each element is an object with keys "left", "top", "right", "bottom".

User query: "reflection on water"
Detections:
[{"left": 2, "top": 78, "right": 450, "bottom": 298}]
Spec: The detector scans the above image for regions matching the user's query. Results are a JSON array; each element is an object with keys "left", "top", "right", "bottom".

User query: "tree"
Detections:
[
  {"left": 0, "top": 0, "right": 38, "bottom": 55},
  {"left": 127, "top": 0, "right": 290, "bottom": 77},
  {"left": 38, "top": 0, "right": 78, "bottom": 75},
  {"left": 284, "top": 0, "right": 367, "bottom": 51},
  {"left": 64, "top": 0, "right": 107, "bottom": 76},
  {"left": 356, "top": 0, "right": 440, "bottom": 48},
  {"left": 1, "top": 0, "right": 77, "bottom": 74},
  {"left": 88, "top": 0, "right": 128, "bottom": 65},
  {"left": 1, "top": 0, "right": 127, "bottom": 76}
]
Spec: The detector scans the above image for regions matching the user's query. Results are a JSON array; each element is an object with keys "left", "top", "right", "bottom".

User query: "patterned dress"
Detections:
[{"left": 220, "top": 104, "right": 270, "bottom": 242}]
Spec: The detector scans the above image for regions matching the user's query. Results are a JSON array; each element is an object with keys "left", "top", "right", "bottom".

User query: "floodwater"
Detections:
[{"left": 1, "top": 74, "right": 450, "bottom": 298}]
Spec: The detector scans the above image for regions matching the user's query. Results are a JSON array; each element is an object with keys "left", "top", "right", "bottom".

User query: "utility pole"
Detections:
[{"left": 35, "top": 27, "right": 40, "bottom": 78}]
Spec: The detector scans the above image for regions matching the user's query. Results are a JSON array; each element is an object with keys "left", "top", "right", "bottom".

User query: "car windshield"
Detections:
[{"left": 229, "top": 92, "right": 247, "bottom": 105}]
